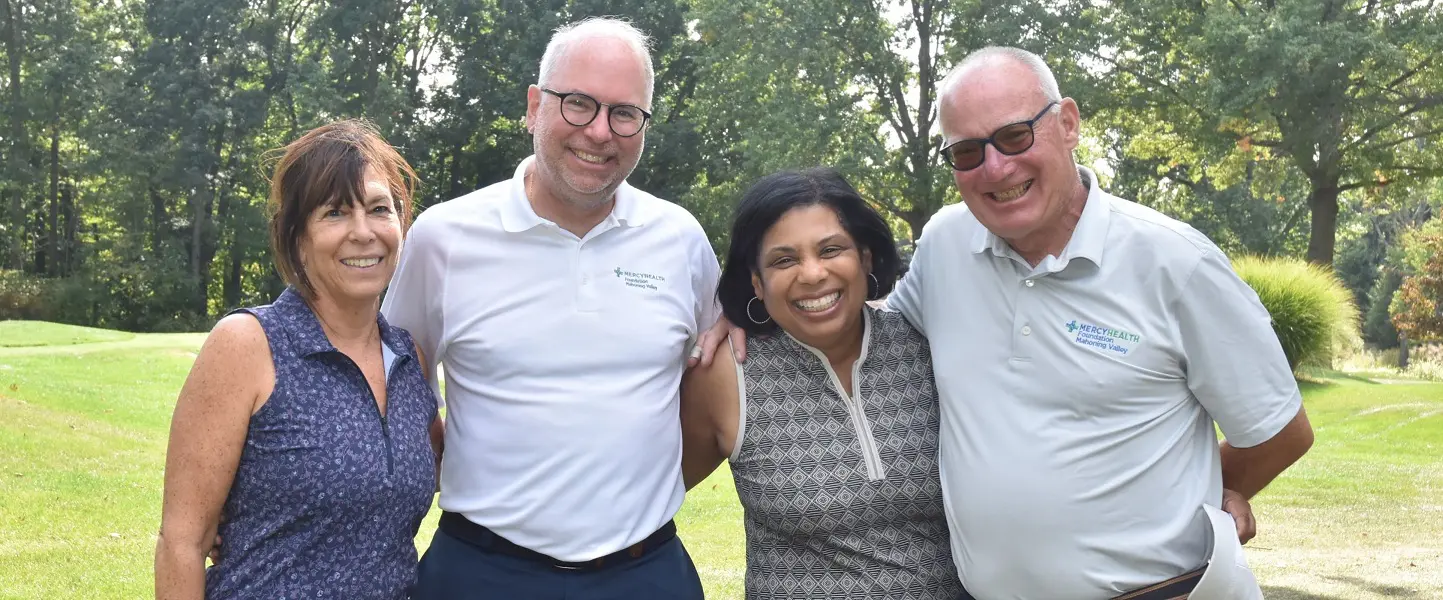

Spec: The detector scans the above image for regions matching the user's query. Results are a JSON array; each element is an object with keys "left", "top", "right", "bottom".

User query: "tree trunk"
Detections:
[
  {"left": 46, "top": 115, "right": 59, "bottom": 275},
  {"left": 60, "top": 175, "right": 74, "bottom": 276},
  {"left": 189, "top": 185, "right": 209, "bottom": 287},
  {"left": 192, "top": 116, "right": 231, "bottom": 317},
  {"left": 28, "top": 197, "right": 42, "bottom": 272},
  {"left": 904, "top": 210, "right": 928, "bottom": 245},
  {"left": 216, "top": 144, "right": 241, "bottom": 311},
  {"left": 150, "top": 184, "right": 167, "bottom": 260},
  {"left": 1398, "top": 331, "right": 1410, "bottom": 369},
  {"left": 1, "top": 0, "right": 25, "bottom": 270},
  {"left": 1305, "top": 179, "right": 1341, "bottom": 266},
  {"left": 223, "top": 240, "right": 244, "bottom": 310}
]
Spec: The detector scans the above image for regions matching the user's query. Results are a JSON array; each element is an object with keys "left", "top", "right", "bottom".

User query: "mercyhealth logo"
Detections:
[
  {"left": 616, "top": 266, "right": 666, "bottom": 291},
  {"left": 1065, "top": 320, "right": 1141, "bottom": 356}
]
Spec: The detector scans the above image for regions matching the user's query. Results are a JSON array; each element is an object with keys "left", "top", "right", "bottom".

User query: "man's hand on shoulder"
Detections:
[{"left": 689, "top": 316, "right": 746, "bottom": 368}]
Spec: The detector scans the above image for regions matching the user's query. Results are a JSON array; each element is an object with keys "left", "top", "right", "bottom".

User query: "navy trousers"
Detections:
[{"left": 413, "top": 528, "right": 705, "bottom": 600}]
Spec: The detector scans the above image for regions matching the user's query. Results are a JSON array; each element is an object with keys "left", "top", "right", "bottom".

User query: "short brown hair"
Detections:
[{"left": 266, "top": 119, "right": 419, "bottom": 298}]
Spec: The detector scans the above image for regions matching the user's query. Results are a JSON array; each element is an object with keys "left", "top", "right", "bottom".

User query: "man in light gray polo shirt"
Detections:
[{"left": 882, "top": 47, "right": 1315, "bottom": 599}]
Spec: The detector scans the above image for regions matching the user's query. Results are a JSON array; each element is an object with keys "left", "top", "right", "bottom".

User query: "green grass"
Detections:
[
  {"left": 0, "top": 320, "right": 136, "bottom": 347},
  {"left": 1, "top": 327, "right": 1440, "bottom": 599}
]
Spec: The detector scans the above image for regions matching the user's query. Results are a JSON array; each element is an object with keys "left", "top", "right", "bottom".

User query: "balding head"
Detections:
[
  {"left": 538, "top": 17, "right": 655, "bottom": 107},
  {"left": 937, "top": 47, "right": 1061, "bottom": 114},
  {"left": 935, "top": 47, "right": 1071, "bottom": 150}
]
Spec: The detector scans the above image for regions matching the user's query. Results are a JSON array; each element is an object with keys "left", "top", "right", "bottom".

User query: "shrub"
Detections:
[
  {"left": 0, "top": 270, "right": 53, "bottom": 320},
  {"left": 1232, "top": 255, "right": 1361, "bottom": 370},
  {"left": 1391, "top": 221, "right": 1443, "bottom": 342}
]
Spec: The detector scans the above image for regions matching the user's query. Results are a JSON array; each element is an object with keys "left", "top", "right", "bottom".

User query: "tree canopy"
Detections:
[{"left": 0, "top": 0, "right": 1439, "bottom": 332}]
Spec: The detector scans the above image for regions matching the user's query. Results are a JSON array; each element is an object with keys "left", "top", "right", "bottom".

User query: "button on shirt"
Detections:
[
  {"left": 381, "top": 157, "right": 721, "bottom": 561},
  {"left": 888, "top": 167, "right": 1301, "bottom": 599}
]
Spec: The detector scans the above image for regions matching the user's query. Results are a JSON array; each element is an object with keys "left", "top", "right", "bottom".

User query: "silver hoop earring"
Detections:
[
  {"left": 868, "top": 273, "right": 880, "bottom": 300},
  {"left": 745, "top": 297, "right": 771, "bottom": 325}
]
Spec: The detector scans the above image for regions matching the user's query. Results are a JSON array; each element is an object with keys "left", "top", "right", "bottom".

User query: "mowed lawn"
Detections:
[{"left": 0, "top": 322, "right": 1439, "bottom": 599}]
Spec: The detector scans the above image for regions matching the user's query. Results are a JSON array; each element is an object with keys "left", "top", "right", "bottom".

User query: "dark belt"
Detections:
[
  {"left": 1111, "top": 567, "right": 1205, "bottom": 600},
  {"left": 438, "top": 511, "right": 677, "bottom": 572}
]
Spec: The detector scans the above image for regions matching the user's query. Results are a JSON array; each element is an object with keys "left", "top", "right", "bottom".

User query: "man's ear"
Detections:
[
  {"left": 1058, "top": 97, "right": 1082, "bottom": 151},
  {"left": 525, "top": 85, "right": 542, "bottom": 133}
]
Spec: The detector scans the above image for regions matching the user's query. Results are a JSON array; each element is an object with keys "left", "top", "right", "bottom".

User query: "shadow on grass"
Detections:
[
  {"left": 1295, "top": 368, "right": 1384, "bottom": 391},
  {"left": 1327, "top": 576, "right": 1425, "bottom": 598},
  {"left": 1263, "top": 587, "right": 1346, "bottom": 600},
  {"left": 1263, "top": 577, "right": 1427, "bottom": 599}
]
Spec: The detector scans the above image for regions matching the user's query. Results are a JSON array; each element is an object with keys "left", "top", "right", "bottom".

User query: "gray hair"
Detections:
[
  {"left": 936, "top": 46, "right": 1062, "bottom": 116},
  {"left": 537, "top": 17, "right": 655, "bottom": 107}
]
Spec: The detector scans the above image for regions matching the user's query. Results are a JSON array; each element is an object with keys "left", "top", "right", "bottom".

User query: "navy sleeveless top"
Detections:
[{"left": 205, "top": 287, "right": 438, "bottom": 599}]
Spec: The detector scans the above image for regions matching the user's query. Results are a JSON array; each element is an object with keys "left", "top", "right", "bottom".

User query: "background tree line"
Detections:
[{"left": 0, "top": 0, "right": 1439, "bottom": 345}]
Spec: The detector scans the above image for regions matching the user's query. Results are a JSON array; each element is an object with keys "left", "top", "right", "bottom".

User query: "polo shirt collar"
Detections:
[
  {"left": 968, "top": 166, "right": 1111, "bottom": 268},
  {"left": 1058, "top": 166, "right": 1109, "bottom": 268},
  {"left": 274, "top": 286, "right": 417, "bottom": 362},
  {"left": 499, "top": 155, "right": 651, "bottom": 233}
]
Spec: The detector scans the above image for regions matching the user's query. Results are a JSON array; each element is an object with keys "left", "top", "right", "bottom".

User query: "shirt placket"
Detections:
[
  {"left": 575, "top": 240, "right": 600, "bottom": 312},
  {"left": 575, "top": 222, "right": 617, "bottom": 313},
  {"left": 1005, "top": 258, "right": 1040, "bottom": 362}
]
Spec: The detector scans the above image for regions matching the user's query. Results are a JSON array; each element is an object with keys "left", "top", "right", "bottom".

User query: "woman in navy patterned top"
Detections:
[{"left": 155, "top": 120, "right": 441, "bottom": 599}]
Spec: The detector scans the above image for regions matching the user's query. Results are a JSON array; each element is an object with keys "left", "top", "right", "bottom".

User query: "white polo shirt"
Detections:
[
  {"left": 888, "top": 167, "right": 1301, "bottom": 599},
  {"left": 381, "top": 157, "right": 721, "bottom": 561}
]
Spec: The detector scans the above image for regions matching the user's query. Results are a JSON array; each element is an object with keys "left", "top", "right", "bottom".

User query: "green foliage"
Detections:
[
  {"left": 1390, "top": 219, "right": 1443, "bottom": 340},
  {"left": 1363, "top": 269, "right": 1403, "bottom": 349},
  {"left": 0, "top": 0, "right": 1438, "bottom": 330},
  {"left": 1081, "top": 0, "right": 1443, "bottom": 265},
  {"left": 0, "top": 269, "right": 50, "bottom": 320},
  {"left": 1233, "top": 255, "right": 1360, "bottom": 369}
]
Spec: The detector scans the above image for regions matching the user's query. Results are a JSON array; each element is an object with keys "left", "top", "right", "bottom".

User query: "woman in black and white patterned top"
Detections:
[{"left": 681, "top": 168, "right": 962, "bottom": 600}]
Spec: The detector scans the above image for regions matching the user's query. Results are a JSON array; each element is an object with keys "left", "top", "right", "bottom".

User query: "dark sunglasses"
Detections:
[{"left": 940, "top": 102, "right": 1058, "bottom": 171}]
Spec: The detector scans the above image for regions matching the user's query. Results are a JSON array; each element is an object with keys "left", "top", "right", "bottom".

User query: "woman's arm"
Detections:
[
  {"left": 680, "top": 344, "right": 741, "bottom": 490},
  {"left": 155, "top": 315, "right": 272, "bottom": 600}
]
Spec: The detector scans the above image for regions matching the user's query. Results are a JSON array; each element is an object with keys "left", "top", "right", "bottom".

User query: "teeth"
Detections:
[
  {"left": 793, "top": 292, "right": 840, "bottom": 312},
  {"left": 992, "top": 181, "right": 1032, "bottom": 202},
  {"left": 573, "top": 150, "right": 606, "bottom": 164},
  {"left": 341, "top": 257, "right": 381, "bottom": 267}
]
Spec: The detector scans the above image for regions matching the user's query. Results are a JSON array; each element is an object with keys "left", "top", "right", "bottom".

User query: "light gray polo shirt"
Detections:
[{"left": 888, "top": 167, "right": 1301, "bottom": 599}]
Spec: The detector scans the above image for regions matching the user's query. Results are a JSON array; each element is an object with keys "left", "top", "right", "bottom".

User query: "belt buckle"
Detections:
[{"left": 552, "top": 563, "right": 584, "bottom": 571}]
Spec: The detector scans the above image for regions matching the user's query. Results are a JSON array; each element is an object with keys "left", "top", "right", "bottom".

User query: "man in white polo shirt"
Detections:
[
  {"left": 381, "top": 17, "right": 716, "bottom": 600},
  {"left": 882, "top": 47, "right": 1316, "bottom": 599}
]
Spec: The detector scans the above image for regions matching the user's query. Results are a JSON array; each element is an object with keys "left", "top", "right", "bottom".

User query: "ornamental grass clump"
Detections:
[{"left": 1232, "top": 255, "right": 1361, "bottom": 370}]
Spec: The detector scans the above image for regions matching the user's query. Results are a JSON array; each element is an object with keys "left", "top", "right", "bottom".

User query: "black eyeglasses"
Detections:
[
  {"left": 940, "top": 102, "right": 1058, "bottom": 171},
  {"left": 541, "top": 88, "right": 652, "bottom": 138}
]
